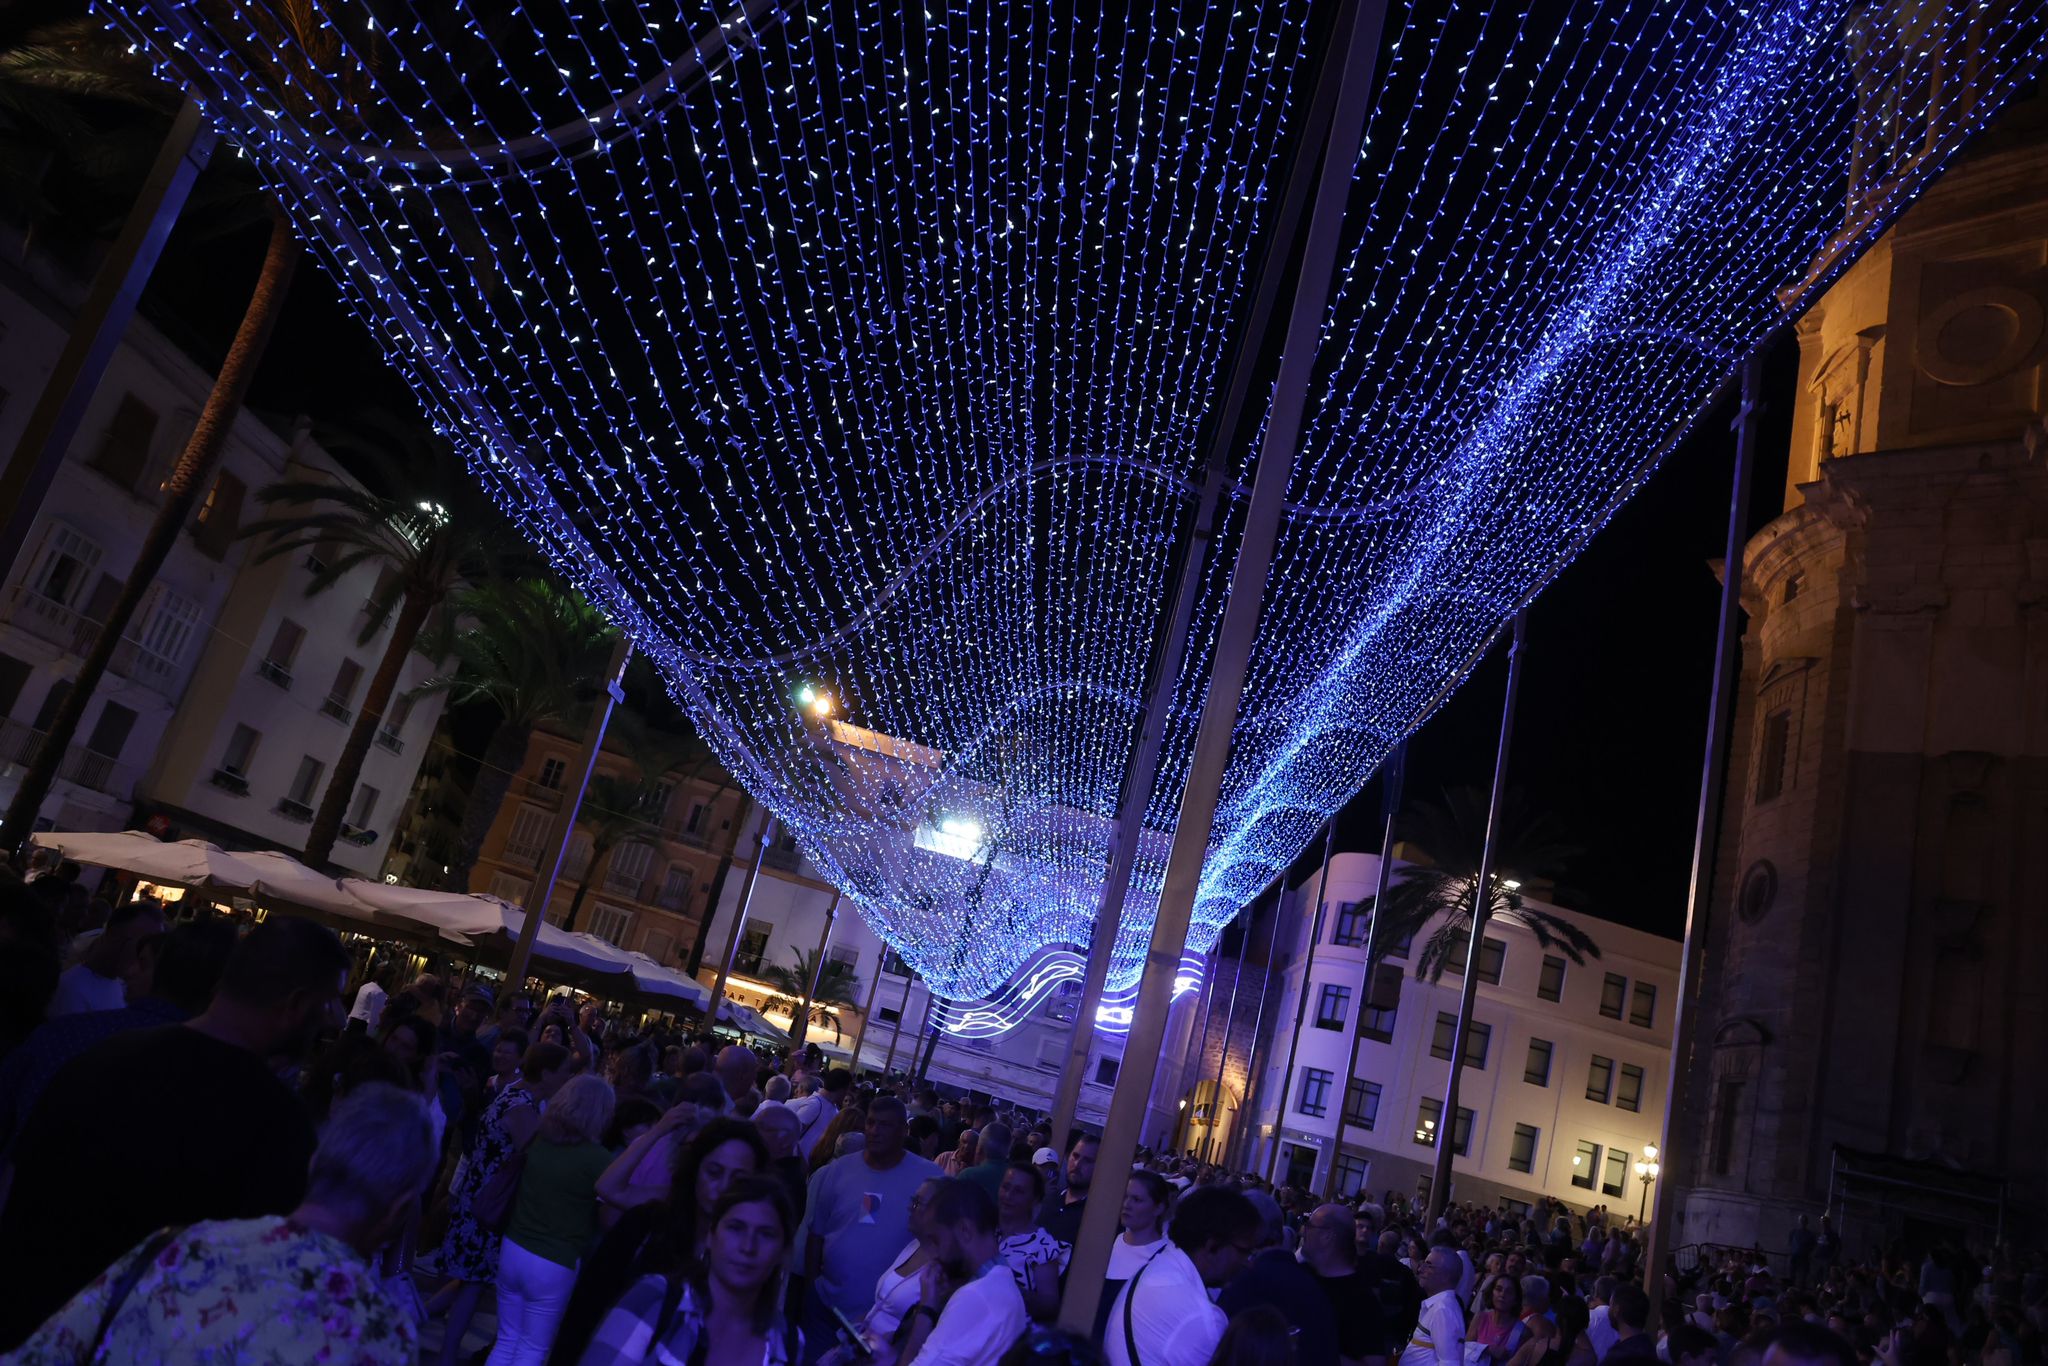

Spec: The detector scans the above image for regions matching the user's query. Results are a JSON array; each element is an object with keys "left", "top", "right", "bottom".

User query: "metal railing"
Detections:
[
  {"left": 276, "top": 796, "right": 314, "bottom": 822},
  {"left": 0, "top": 718, "right": 134, "bottom": 796},
  {"left": 374, "top": 726, "right": 405, "bottom": 755},
  {"left": 4, "top": 584, "right": 184, "bottom": 696}
]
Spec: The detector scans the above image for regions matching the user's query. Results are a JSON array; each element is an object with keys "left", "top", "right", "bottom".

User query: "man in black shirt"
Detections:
[
  {"left": 1357, "top": 1203, "right": 1424, "bottom": 1360},
  {"left": 1302, "top": 1202, "right": 1390, "bottom": 1366},
  {"left": 1037, "top": 1131, "right": 1098, "bottom": 1244},
  {"left": 0, "top": 916, "right": 349, "bottom": 1349},
  {"left": 1220, "top": 1191, "right": 1343, "bottom": 1365}
]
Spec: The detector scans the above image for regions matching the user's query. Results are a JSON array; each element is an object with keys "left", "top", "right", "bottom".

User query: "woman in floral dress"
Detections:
[{"left": 434, "top": 1039, "right": 577, "bottom": 1366}]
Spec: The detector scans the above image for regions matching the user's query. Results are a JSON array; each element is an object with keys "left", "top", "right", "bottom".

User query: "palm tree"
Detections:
[
  {"left": 240, "top": 417, "right": 505, "bottom": 866},
  {"left": 763, "top": 948, "right": 861, "bottom": 1046},
  {"left": 1372, "top": 787, "right": 1599, "bottom": 980},
  {"left": 0, "top": 2, "right": 380, "bottom": 850},
  {"left": 411, "top": 579, "right": 618, "bottom": 891}
]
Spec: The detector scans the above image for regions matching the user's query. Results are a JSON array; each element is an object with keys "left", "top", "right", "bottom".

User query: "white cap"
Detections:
[{"left": 1033, "top": 1147, "right": 1060, "bottom": 1166}]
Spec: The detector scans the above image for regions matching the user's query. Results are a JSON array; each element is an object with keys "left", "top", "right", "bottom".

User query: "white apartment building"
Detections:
[
  {"left": 1240, "top": 851, "right": 1680, "bottom": 1213},
  {"left": 0, "top": 238, "right": 446, "bottom": 872}
]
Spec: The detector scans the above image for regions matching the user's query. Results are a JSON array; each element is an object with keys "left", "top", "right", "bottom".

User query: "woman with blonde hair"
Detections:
[{"left": 488, "top": 1073, "right": 616, "bottom": 1366}]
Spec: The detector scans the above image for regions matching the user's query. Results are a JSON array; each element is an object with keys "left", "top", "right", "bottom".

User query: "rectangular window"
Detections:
[
  {"left": 878, "top": 1004, "right": 901, "bottom": 1024},
  {"left": 605, "top": 840, "right": 655, "bottom": 896},
  {"left": 346, "top": 783, "right": 379, "bottom": 829},
  {"left": 1572, "top": 1140, "right": 1601, "bottom": 1190},
  {"left": 28, "top": 526, "right": 102, "bottom": 609},
  {"left": 191, "top": 471, "right": 244, "bottom": 558},
  {"left": 1525, "top": 1037, "right": 1553, "bottom": 1086},
  {"left": 1415, "top": 1097, "right": 1442, "bottom": 1147},
  {"left": 260, "top": 620, "right": 305, "bottom": 688},
  {"left": 656, "top": 865, "right": 692, "bottom": 910},
  {"left": 1464, "top": 1020, "right": 1491, "bottom": 1070},
  {"left": 537, "top": 757, "right": 566, "bottom": 790},
  {"left": 1509, "top": 1124, "right": 1539, "bottom": 1174},
  {"left": 1588, "top": 1054, "right": 1615, "bottom": 1103},
  {"left": 220, "top": 723, "right": 260, "bottom": 777},
  {"left": 1631, "top": 982, "right": 1658, "bottom": 1029},
  {"left": 1332, "top": 1152, "right": 1371, "bottom": 1199},
  {"left": 1094, "top": 1056, "right": 1120, "bottom": 1086},
  {"left": 90, "top": 393, "right": 160, "bottom": 490},
  {"left": 84, "top": 701, "right": 136, "bottom": 759},
  {"left": 324, "top": 659, "right": 363, "bottom": 721},
  {"left": 280, "top": 755, "right": 323, "bottom": 820},
  {"left": 1432, "top": 1011, "right": 1457, "bottom": 1060},
  {"left": 1600, "top": 973, "right": 1627, "bottom": 1020},
  {"left": 1477, "top": 937, "right": 1506, "bottom": 984},
  {"left": 1332, "top": 900, "right": 1370, "bottom": 947},
  {"left": 134, "top": 586, "right": 200, "bottom": 669},
  {"left": 1602, "top": 1148, "right": 1629, "bottom": 1197},
  {"left": 1710, "top": 1079, "right": 1743, "bottom": 1176},
  {"left": 1616, "top": 1063, "right": 1645, "bottom": 1113},
  {"left": 881, "top": 948, "right": 912, "bottom": 978},
  {"left": 1297, "top": 1067, "right": 1333, "bottom": 1118},
  {"left": 505, "top": 804, "right": 554, "bottom": 864},
  {"left": 1538, "top": 955, "right": 1566, "bottom": 1002},
  {"left": 736, "top": 925, "right": 772, "bottom": 975},
  {"left": 1756, "top": 709, "right": 1791, "bottom": 802},
  {"left": 1442, "top": 929, "right": 1469, "bottom": 975},
  {"left": 0, "top": 652, "right": 30, "bottom": 718},
  {"left": 376, "top": 694, "right": 413, "bottom": 752},
  {"left": 1386, "top": 929, "right": 1414, "bottom": 960},
  {"left": 488, "top": 870, "right": 529, "bottom": 905},
  {"left": 685, "top": 801, "right": 708, "bottom": 834},
  {"left": 1315, "top": 983, "right": 1351, "bottom": 1030},
  {"left": 1343, "top": 1079, "right": 1382, "bottom": 1130},
  {"left": 1361, "top": 963, "right": 1400, "bottom": 1042},
  {"left": 586, "top": 903, "right": 631, "bottom": 946}
]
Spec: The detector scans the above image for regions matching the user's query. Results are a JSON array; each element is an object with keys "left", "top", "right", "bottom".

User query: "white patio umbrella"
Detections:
[
  {"left": 340, "top": 882, "right": 636, "bottom": 982},
  {"left": 27, "top": 831, "right": 265, "bottom": 891}
]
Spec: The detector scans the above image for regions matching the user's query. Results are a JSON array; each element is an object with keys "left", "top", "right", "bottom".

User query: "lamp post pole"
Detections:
[
  {"left": 1428, "top": 610, "right": 1528, "bottom": 1223},
  {"left": 705, "top": 814, "right": 776, "bottom": 1033},
  {"left": 1265, "top": 820, "right": 1337, "bottom": 1182},
  {"left": 1054, "top": 0, "right": 1391, "bottom": 1327},
  {"left": 1636, "top": 1145, "right": 1660, "bottom": 1223},
  {"left": 1324, "top": 745, "right": 1404, "bottom": 1199},
  {"left": 1643, "top": 350, "right": 1767, "bottom": 1314}
]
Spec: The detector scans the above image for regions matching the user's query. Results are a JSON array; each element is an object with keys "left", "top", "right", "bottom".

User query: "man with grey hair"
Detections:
[
  {"left": 9, "top": 1083, "right": 435, "bottom": 1362},
  {"left": 1399, "top": 1247, "right": 1468, "bottom": 1366},
  {"left": 961, "top": 1120, "right": 1014, "bottom": 1199}
]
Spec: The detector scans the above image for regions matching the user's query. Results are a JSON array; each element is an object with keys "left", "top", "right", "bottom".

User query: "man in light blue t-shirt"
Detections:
[{"left": 804, "top": 1095, "right": 941, "bottom": 1353}]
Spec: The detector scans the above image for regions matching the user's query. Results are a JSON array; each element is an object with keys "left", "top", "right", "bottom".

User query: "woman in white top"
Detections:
[
  {"left": 1096, "top": 1170, "right": 1175, "bottom": 1342},
  {"left": 856, "top": 1177, "right": 941, "bottom": 1353}
]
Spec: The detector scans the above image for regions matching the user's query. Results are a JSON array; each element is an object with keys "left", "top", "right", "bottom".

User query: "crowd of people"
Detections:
[{"left": 2, "top": 862, "right": 2045, "bottom": 1366}]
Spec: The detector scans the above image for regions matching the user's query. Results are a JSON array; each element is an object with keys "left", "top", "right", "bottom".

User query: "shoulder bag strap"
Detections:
[
  {"left": 1122, "top": 1253, "right": 1156, "bottom": 1365},
  {"left": 90, "top": 1225, "right": 184, "bottom": 1362}
]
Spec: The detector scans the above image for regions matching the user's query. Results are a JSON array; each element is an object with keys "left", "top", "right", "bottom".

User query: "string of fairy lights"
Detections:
[{"left": 93, "top": 0, "right": 2045, "bottom": 1017}]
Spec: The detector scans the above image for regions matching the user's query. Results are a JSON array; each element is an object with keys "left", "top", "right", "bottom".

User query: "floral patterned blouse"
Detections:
[{"left": 8, "top": 1216, "right": 418, "bottom": 1365}]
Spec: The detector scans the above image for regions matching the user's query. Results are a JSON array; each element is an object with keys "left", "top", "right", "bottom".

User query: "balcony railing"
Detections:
[
  {"left": 256, "top": 658, "right": 294, "bottom": 690},
  {"left": 374, "top": 727, "right": 406, "bottom": 755},
  {"left": 208, "top": 767, "right": 250, "bottom": 795},
  {"left": 340, "top": 823, "right": 379, "bottom": 847},
  {"left": 504, "top": 837, "right": 547, "bottom": 866},
  {"left": 0, "top": 718, "right": 134, "bottom": 797},
  {"left": 276, "top": 796, "right": 314, "bottom": 822},
  {"left": 602, "top": 867, "right": 645, "bottom": 898},
  {"left": 4, "top": 585, "right": 185, "bottom": 697},
  {"left": 654, "top": 885, "right": 692, "bottom": 911},
  {"left": 319, "top": 696, "right": 353, "bottom": 724}
]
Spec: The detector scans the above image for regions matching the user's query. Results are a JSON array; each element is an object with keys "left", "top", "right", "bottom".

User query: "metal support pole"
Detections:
[
  {"left": 1055, "top": 0, "right": 1389, "bottom": 1328},
  {"left": 706, "top": 813, "right": 778, "bottom": 1032},
  {"left": 1642, "top": 350, "right": 1765, "bottom": 1313},
  {"left": 1325, "top": 743, "right": 1405, "bottom": 1198},
  {"left": 0, "top": 97, "right": 216, "bottom": 586},
  {"left": 848, "top": 945, "right": 886, "bottom": 1074},
  {"left": 1173, "top": 952, "right": 1222, "bottom": 1154},
  {"left": 791, "top": 892, "right": 842, "bottom": 1050},
  {"left": 1222, "top": 876, "right": 1289, "bottom": 1173},
  {"left": 506, "top": 640, "right": 632, "bottom": 985},
  {"left": 1201, "top": 914, "right": 1254, "bottom": 1162},
  {"left": 1428, "top": 612, "right": 1528, "bottom": 1222},
  {"left": 1265, "top": 820, "right": 1338, "bottom": 1182},
  {"left": 881, "top": 972, "right": 915, "bottom": 1077}
]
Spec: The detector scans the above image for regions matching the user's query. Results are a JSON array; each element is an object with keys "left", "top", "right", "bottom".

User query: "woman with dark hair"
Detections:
[
  {"left": 1205, "top": 1305, "right": 1297, "bottom": 1366},
  {"left": 996, "top": 1162, "right": 1067, "bottom": 1321},
  {"left": 575, "top": 1176, "right": 800, "bottom": 1363},
  {"left": 1474, "top": 1272, "right": 1528, "bottom": 1360},
  {"left": 549, "top": 1117, "right": 770, "bottom": 1365}
]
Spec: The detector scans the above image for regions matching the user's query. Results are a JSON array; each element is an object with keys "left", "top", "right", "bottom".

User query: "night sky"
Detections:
[{"left": 138, "top": 152, "right": 1801, "bottom": 947}]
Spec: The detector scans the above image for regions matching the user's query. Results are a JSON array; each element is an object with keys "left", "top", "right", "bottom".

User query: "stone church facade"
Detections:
[{"left": 1676, "top": 91, "right": 2048, "bottom": 1255}]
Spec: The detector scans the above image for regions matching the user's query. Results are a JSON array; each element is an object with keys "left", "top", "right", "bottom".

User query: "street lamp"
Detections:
[{"left": 1634, "top": 1143, "right": 1660, "bottom": 1221}]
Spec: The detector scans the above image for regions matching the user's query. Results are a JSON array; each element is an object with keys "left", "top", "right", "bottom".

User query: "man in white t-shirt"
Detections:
[
  {"left": 1399, "top": 1247, "right": 1467, "bottom": 1366},
  {"left": 882, "top": 1178, "right": 1026, "bottom": 1366},
  {"left": 791, "top": 1067, "right": 851, "bottom": 1156},
  {"left": 1105, "top": 1186, "right": 1262, "bottom": 1366},
  {"left": 345, "top": 968, "right": 392, "bottom": 1034},
  {"left": 49, "top": 902, "right": 164, "bottom": 1018}
]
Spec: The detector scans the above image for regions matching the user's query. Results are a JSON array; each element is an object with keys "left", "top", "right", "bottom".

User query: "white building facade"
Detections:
[
  {"left": 1241, "top": 852, "right": 1680, "bottom": 1213},
  {"left": 0, "top": 238, "right": 446, "bottom": 873}
]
